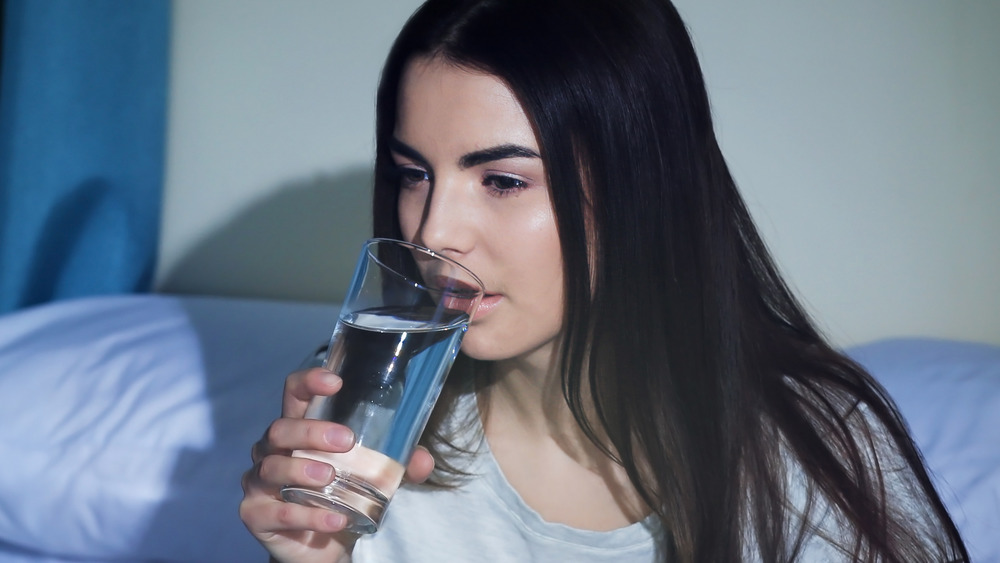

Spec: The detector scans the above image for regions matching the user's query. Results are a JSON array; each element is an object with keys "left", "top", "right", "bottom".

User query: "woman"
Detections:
[{"left": 240, "top": 0, "right": 969, "bottom": 561}]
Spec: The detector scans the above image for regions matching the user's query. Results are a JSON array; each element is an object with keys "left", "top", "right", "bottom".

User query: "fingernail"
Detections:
[
  {"left": 319, "top": 371, "right": 340, "bottom": 387},
  {"left": 325, "top": 512, "right": 347, "bottom": 530},
  {"left": 305, "top": 462, "right": 333, "bottom": 482},
  {"left": 325, "top": 426, "right": 355, "bottom": 449}
]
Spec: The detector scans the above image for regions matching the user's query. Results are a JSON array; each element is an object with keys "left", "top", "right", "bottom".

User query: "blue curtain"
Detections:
[{"left": 0, "top": 0, "right": 169, "bottom": 314}]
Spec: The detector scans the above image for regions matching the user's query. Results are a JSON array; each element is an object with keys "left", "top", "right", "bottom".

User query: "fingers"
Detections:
[
  {"left": 240, "top": 448, "right": 343, "bottom": 536},
  {"left": 250, "top": 417, "right": 355, "bottom": 484},
  {"left": 240, "top": 482, "right": 348, "bottom": 536},
  {"left": 266, "top": 417, "right": 355, "bottom": 453},
  {"left": 404, "top": 445, "right": 436, "bottom": 484},
  {"left": 282, "top": 367, "right": 343, "bottom": 418},
  {"left": 240, "top": 367, "right": 360, "bottom": 553},
  {"left": 255, "top": 453, "right": 334, "bottom": 491},
  {"left": 248, "top": 416, "right": 355, "bottom": 486}
]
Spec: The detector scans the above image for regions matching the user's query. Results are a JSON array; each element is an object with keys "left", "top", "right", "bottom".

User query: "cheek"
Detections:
[
  {"left": 519, "top": 213, "right": 564, "bottom": 314},
  {"left": 524, "top": 208, "right": 562, "bottom": 269}
]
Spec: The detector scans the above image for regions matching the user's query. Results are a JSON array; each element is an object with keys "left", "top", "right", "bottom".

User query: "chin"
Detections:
[
  {"left": 458, "top": 328, "right": 562, "bottom": 365},
  {"left": 458, "top": 340, "right": 506, "bottom": 362},
  {"left": 457, "top": 330, "right": 514, "bottom": 362}
]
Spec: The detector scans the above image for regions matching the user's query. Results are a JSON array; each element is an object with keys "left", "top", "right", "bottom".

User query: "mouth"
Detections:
[
  {"left": 429, "top": 276, "right": 482, "bottom": 294},
  {"left": 430, "top": 276, "right": 486, "bottom": 317},
  {"left": 470, "top": 293, "right": 502, "bottom": 322}
]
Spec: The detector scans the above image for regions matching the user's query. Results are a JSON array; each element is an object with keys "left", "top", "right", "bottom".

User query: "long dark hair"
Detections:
[{"left": 371, "top": 0, "right": 968, "bottom": 561}]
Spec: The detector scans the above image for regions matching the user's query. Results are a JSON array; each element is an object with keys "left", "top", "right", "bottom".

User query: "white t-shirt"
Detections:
[
  {"left": 350, "top": 392, "right": 931, "bottom": 562},
  {"left": 352, "top": 395, "right": 664, "bottom": 562}
]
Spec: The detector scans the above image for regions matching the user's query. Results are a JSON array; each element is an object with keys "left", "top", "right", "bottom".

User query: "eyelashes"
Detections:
[
  {"left": 393, "top": 165, "right": 532, "bottom": 198},
  {"left": 395, "top": 166, "right": 429, "bottom": 190},
  {"left": 482, "top": 174, "right": 529, "bottom": 197}
]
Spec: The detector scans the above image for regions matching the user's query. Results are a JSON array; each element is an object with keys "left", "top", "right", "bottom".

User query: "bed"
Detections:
[{"left": 0, "top": 295, "right": 997, "bottom": 562}]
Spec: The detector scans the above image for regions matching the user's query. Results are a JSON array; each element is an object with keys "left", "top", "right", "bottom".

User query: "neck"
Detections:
[
  {"left": 481, "top": 352, "right": 610, "bottom": 470},
  {"left": 478, "top": 354, "right": 652, "bottom": 528}
]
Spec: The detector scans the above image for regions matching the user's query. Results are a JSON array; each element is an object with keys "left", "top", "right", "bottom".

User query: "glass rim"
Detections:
[{"left": 364, "top": 238, "right": 485, "bottom": 296}]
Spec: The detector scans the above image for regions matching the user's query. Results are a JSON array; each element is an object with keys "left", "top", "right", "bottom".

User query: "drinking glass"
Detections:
[{"left": 281, "top": 238, "right": 484, "bottom": 534}]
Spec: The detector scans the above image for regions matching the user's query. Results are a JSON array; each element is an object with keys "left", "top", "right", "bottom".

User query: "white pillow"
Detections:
[
  {"left": 848, "top": 338, "right": 1000, "bottom": 563},
  {"left": 0, "top": 295, "right": 338, "bottom": 561},
  {"left": 2, "top": 299, "right": 994, "bottom": 561}
]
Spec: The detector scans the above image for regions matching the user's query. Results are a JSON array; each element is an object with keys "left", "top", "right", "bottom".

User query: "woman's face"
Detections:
[{"left": 393, "top": 57, "right": 564, "bottom": 367}]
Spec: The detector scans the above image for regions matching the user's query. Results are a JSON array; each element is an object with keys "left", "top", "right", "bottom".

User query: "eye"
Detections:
[
  {"left": 484, "top": 174, "right": 529, "bottom": 196},
  {"left": 396, "top": 166, "right": 430, "bottom": 190}
]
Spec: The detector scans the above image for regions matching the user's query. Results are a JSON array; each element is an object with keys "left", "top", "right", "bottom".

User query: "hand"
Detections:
[{"left": 239, "top": 367, "right": 435, "bottom": 563}]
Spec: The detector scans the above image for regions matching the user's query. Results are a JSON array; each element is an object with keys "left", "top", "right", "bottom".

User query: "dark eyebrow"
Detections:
[
  {"left": 458, "top": 144, "right": 540, "bottom": 169},
  {"left": 389, "top": 138, "right": 429, "bottom": 167},
  {"left": 389, "top": 137, "right": 540, "bottom": 169}
]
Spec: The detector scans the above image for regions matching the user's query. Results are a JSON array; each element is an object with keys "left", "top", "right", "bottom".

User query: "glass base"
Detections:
[{"left": 281, "top": 473, "right": 390, "bottom": 535}]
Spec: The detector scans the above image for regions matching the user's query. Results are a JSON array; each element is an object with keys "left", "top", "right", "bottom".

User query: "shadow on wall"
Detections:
[{"left": 159, "top": 166, "right": 374, "bottom": 304}]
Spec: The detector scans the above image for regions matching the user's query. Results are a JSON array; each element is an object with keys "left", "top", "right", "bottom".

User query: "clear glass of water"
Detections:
[{"left": 281, "top": 238, "right": 484, "bottom": 534}]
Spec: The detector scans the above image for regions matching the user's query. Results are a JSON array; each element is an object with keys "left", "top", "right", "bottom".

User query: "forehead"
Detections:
[{"left": 395, "top": 56, "right": 538, "bottom": 151}]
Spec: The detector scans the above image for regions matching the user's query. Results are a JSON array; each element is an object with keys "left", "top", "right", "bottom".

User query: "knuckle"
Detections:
[
  {"left": 265, "top": 419, "right": 286, "bottom": 446},
  {"left": 238, "top": 498, "right": 252, "bottom": 523},
  {"left": 275, "top": 503, "right": 297, "bottom": 527},
  {"left": 304, "top": 422, "right": 325, "bottom": 448},
  {"left": 297, "top": 366, "right": 323, "bottom": 386},
  {"left": 238, "top": 496, "right": 268, "bottom": 533},
  {"left": 285, "top": 369, "right": 306, "bottom": 389},
  {"left": 257, "top": 456, "right": 281, "bottom": 483}
]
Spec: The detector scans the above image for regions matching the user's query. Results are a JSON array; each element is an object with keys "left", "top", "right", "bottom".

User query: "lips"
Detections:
[
  {"left": 470, "top": 293, "right": 502, "bottom": 322},
  {"left": 429, "top": 276, "right": 484, "bottom": 316},
  {"left": 425, "top": 275, "right": 500, "bottom": 322}
]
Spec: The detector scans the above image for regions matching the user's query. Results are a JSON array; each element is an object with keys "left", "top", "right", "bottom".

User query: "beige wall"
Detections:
[
  {"left": 158, "top": 1, "right": 1000, "bottom": 347},
  {"left": 158, "top": 0, "right": 424, "bottom": 304}
]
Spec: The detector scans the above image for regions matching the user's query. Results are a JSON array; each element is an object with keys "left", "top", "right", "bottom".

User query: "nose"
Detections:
[{"left": 411, "top": 177, "right": 475, "bottom": 258}]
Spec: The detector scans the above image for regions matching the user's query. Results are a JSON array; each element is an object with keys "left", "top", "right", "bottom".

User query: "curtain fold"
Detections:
[{"left": 0, "top": 0, "right": 169, "bottom": 314}]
